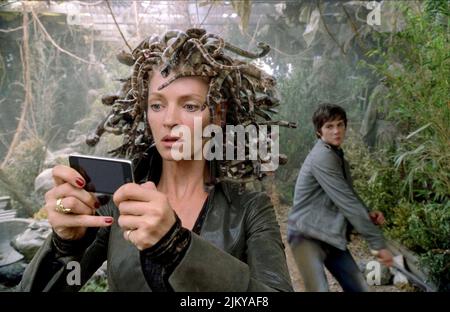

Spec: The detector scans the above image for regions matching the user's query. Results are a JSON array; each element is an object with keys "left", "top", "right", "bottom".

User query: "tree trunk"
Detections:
[
  {"left": 1, "top": 5, "right": 32, "bottom": 169},
  {"left": 0, "top": 168, "right": 35, "bottom": 216}
]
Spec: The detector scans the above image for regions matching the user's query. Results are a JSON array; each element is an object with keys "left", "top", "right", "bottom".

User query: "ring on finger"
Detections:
[
  {"left": 126, "top": 229, "right": 135, "bottom": 242},
  {"left": 55, "top": 197, "right": 72, "bottom": 214}
]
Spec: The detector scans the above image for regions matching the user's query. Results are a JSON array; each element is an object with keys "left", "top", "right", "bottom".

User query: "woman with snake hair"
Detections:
[{"left": 19, "top": 28, "right": 295, "bottom": 292}]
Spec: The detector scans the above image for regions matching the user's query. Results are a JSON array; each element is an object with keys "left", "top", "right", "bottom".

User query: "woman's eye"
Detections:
[
  {"left": 183, "top": 103, "right": 200, "bottom": 112},
  {"left": 149, "top": 103, "right": 162, "bottom": 112}
]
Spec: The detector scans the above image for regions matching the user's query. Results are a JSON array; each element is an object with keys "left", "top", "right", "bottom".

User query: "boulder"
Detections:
[
  {"left": 0, "top": 219, "right": 32, "bottom": 267},
  {"left": 391, "top": 255, "right": 409, "bottom": 287},
  {"left": 34, "top": 168, "right": 54, "bottom": 195},
  {"left": 44, "top": 147, "right": 75, "bottom": 167},
  {"left": 11, "top": 220, "right": 51, "bottom": 261}
]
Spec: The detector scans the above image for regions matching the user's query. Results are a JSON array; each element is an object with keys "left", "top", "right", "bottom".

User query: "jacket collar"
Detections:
[
  {"left": 217, "top": 180, "right": 233, "bottom": 204},
  {"left": 317, "top": 139, "right": 344, "bottom": 158}
]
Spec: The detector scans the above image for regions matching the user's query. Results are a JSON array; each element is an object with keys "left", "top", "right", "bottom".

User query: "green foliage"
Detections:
[
  {"left": 80, "top": 275, "right": 108, "bottom": 292},
  {"left": 420, "top": 250, "right": 450, "bottom": 292},
  {"left": 394, "top": 137, "right": 449, "bottom": 203},
  {"left": 344, "top": 130, "right": 401, "bottom": 220},
  {"left": 379, "top": 3, "right": 449, "bottom": 204},
  {"left": 390, "top": 200, "right": 450, "bottom": 290},
  {"left": 389, "top": 201, "right": 450, "bottom": 252},
  {"left": 424, "top": 0, "right": 449, "bottom": 20},
  {"left": 347, "top": 131, "right": 450, "bottom": 291},
  {"left": 352, "top": 3, "right": 450, "bottom": 290}
]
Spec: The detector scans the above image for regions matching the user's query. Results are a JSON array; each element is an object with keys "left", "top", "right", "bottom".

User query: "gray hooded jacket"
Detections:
[{"left": 288, "top": 139, "right": 386, "bottom": 251}]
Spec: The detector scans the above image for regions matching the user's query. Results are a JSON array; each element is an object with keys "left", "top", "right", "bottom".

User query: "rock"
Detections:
[
  {"left": 378, "top": 265, "right": 392, "bottom": 285},
  {"left": 37, "top": 145, "right": 82, "bottom": 194},
  {"left": 11, "top": 220, "right": 51, "bottom": 261},
  {"left": 93, "top": 261, "right": 107, "bottom": 280},
  {"left": 44, "top": 147, "right": 75, "bottom": 167},
  {"left": 0, "top": 196, "right": 12, "bottom": 210},
  {"left": 0, "top": 219, "right": 32, "bottom": 266},
  {"left": 34, "top": 168, "right": 54, "bottom": 195},
  {"left": 86, "top": 89, "right": 100, "bottom": 105},
  {"left": 391, "top": 255, "right": 409, "bottom": 287},
  {"left": 393, "top": 271, "right": 409, "bottom": 287}
]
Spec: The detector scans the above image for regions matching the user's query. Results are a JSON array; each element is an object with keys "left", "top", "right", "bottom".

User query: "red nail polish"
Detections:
[
  {"left": 105, "top": 217, "right": 113, "bottom": 224},
  {"left": 94, "top": 202, "right": 100, "bottom": 209},
  {"left": 75, "top": 178, "right": 84, "bottom": 187}
]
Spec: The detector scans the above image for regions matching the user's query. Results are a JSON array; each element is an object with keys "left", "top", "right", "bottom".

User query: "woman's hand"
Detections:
[
  {"left": 369, "top": 210, "right": 385, "bottom": 225},
  {"left": 113, "top": 181, "right": 176, "bottom": 250},
  {"left": 44, "top": 165, "right": 114, "bottom": 240}
]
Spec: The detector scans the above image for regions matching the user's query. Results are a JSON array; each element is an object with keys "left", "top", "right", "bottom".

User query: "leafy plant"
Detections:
[
  {"left": 80, "top": 275, "right": 108, "bottom": 292},
  {"left": 352, "top": 1, "right": 450, "bottom": 290}
]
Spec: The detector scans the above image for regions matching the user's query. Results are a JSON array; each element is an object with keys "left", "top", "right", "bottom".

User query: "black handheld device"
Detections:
[{"left": 69, "top": 154, "right": 134, "bottom": 195}]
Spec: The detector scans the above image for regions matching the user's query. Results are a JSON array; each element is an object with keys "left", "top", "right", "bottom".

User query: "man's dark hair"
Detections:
[{"left": 312, "top": 103, "right": 347, "bottom": 138}]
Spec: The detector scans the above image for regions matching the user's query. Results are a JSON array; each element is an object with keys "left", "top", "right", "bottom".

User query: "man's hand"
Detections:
[
  {"left": 372, "top": 249, "right": 394, "bottom": 267},
  {"left": 369, "top": 210, "right": 385, "bottom": 225}
]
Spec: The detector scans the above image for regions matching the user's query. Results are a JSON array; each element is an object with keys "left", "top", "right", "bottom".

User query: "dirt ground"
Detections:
[{"left": 275, "top": 204, "right": 411, "bottom": 292}]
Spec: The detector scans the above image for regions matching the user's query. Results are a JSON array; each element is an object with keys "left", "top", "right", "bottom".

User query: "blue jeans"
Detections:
[{"left": 289, "top": 236, "right": 368, "bottom": 292}]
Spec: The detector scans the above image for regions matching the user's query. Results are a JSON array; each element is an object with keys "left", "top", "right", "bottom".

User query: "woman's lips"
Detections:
[{"left": 161, "top": 135, "right": 182, "bottom": 147}]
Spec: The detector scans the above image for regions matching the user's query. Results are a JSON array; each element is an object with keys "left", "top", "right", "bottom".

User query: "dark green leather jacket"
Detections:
[{"left": 18, "top": 181, "right": 293, "bottom": 292}]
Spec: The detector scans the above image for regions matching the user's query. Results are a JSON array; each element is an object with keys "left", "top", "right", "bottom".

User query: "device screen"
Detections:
[{"left": 70, "top": 156, "right": 133, "bottom": 195}]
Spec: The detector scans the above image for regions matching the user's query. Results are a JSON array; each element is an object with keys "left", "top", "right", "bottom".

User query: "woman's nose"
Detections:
[{"left": 163, "top": 105, "right": 179, "bottom": 128}]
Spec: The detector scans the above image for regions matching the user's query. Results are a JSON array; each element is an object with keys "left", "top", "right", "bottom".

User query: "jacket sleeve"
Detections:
[
  {"left": 168, "top": 193, "right": 293, "bottom": 292},
  {"left": 18, "top": 205, "right": 112, "bottom": 292},
  {"left": 311, "top": 149, "right": 386, "bottom": 250}
]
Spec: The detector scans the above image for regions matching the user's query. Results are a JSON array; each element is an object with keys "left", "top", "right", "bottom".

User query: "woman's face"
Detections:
[{"left": 147, "top": 70, "right": 211, "bottom": 161}]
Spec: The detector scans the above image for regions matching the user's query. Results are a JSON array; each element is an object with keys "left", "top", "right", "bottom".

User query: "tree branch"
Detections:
[
  {"left": 0, "top": 20, "right": 32, "bottom": 33},
  {"left": 200, "top": 4, "right": 214, "bottom": 27},
  {"left": 317, "top": 0, "right": 346, "bottom": 55},
  {"left": 246, "top": 14, "right": 262, "bottom": 51},
  {"left": 340, "top": 2, "right": 369, "bottom": 54},
  {"left": 105, "top": 0, "right": 133, "bottom": 53},
  {"left": 30, "top": 6, "right": 95, "bottom": 65}
]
